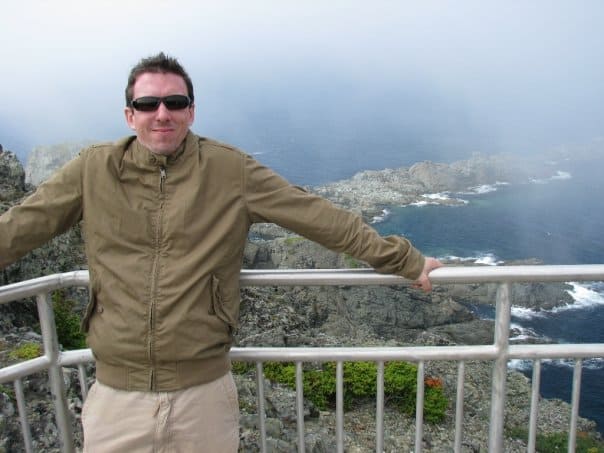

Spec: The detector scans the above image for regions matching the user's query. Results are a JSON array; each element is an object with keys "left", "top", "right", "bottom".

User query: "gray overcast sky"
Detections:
[{"left": 1, "top": 0, "right": 603, "bottom": 162}]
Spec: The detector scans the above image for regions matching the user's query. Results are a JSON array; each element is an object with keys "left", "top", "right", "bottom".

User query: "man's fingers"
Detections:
[{"left": 412, "top": 257, "right": 442, "bottom": 292}]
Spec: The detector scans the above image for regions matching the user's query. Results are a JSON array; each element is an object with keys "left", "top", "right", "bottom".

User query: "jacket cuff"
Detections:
[{"left": 401, "top": 245, "right": 425, "bottom": 280}]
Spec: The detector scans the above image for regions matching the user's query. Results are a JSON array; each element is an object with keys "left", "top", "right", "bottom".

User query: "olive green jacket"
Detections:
[{"left": 0, "top": 132, "right": 425, "bottom": 391}]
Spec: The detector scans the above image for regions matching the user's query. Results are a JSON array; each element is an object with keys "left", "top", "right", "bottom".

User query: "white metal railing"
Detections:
[{"left": 1, "top": 265, "right": 604, "bottom": 452}]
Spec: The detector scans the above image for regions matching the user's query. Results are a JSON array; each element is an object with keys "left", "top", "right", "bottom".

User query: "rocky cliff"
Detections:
[
  {"left": 25, "top": 141, "right": 94, "bottom": 186},
  {"left": 0, "top": 150, "right": 29, "bottom": 206},
  {"left": 314, "top": 152, "right": 567, "bottom": 219},
  {"left": 1, "top": 144, "right": 600, "bottom": 451}
]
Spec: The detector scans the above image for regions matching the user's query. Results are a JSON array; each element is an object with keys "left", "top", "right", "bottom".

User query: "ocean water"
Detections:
[
  {"left": 372, "top": 157, "right": 604, "bottom": 434},
  {"left": 252, "top": 137, "right": 603, "bottom": 432}
]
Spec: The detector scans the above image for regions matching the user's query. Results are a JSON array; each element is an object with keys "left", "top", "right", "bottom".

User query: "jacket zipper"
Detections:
[
  {"left": 159, "top": 166, "right": 166, "bottom": 192},
  {"left": 148, "top": 165, "right": 166, "bottom": 390}
]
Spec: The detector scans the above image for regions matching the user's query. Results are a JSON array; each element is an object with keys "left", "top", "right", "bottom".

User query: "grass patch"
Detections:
[
  {"left": 51, "top": 290, "right": 86, "bottom": 350},
  {"left": 263, "top": 361, "right": 448, "bottom": 422},
  {"left": 0, "top": 384, "right": 15, "bottom": 399},
  {"left": 508, "top": 427, "right": 604, "bottom": 452},
  {"left": 232, "top": 361, "right": 255, "bottom": 375},
  {"left": 284, "top": 236, "right": 305, "bottom": 246},
  {"left": 343, "top": 254, "right": 362, "bottom": 269},
  {"left": 9, "top": 342, "right": 41, "bottom": 361}
]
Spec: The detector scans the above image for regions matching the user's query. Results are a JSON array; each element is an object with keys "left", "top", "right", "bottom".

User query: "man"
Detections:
[{"left": 0, "top": 53, "right": 442, "bottom": 452}]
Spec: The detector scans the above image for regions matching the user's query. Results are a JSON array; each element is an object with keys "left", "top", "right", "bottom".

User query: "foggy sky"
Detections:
[{"left": 1, "top": 0, "right": 603, "bottom": 166}]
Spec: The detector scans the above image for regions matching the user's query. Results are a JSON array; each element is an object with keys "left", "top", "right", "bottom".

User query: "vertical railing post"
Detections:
[
  {"left": 37, "top": 293, "right": 75, "bottom": 453},
  {"left": 528, "top": 360, "right": 541, "bottom": 452},
  {"left": 376, "top": 361, "right": 385, "bottom": 453},
  {"left": 454, "top": 361, "right": 465, "bottom": 452},
  {"left": 488, "top": 282, "right": 511, "bottom": 453},
  {"left": 414, "top": 360, "right": 425, "bottom": 453},
  {"left": 568, "top": 360, "right": 583, "bottom": 453},
  {"left": 14, "top": 378, "right": 34, "bottom": 453},
  {"left": 255, "top": 362, "right": 267, "bottom": 453},
  {"left": 295, "top": 361, "right": 305, "bottom": 453},
  {"left": 336, "top": 361, "right": 344, "bottom": 453}
]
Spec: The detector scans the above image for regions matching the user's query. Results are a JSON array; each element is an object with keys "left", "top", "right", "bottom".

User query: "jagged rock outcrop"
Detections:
[
  {"left": 25, "top": 141, "right": 94, "bottom": 186},
  {"left": 314, "top": 152, "right": 566, "bottom": 218},
  {"left": 0, "top": 150, "right": 29, "bottom": 206}
]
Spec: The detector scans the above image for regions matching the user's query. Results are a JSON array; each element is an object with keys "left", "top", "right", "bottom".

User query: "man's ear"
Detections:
[
  {"left": 124, "top": 107, "right": 136, "bottom": 130},
  {"left": 188, "top": 104, "right": 195, "bottom": 126}
]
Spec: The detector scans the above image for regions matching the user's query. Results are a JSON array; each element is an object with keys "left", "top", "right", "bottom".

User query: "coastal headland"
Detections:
[{"left": 0, "top": 144, "right": 601, "bottom": 451}]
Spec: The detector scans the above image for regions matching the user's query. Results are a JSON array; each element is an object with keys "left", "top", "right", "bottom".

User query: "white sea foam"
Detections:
[
  {"left": 530, "top": 170, "right": 572, "bottom": 184},
  {"left": 370, "top": 208, "right": 391, "bottom": 224},
  {"left": 410, "top": 192, "right": 469, "bottom": 207},
  {"left": 509, "top": 323, "right": 543, "bottom": 341},
  {"left": 410, "top": 200, "right": 437, "bottom": 207},
  {"left": 424, "top": 192, "right": 451, "bottom": 200},
  {"left": 459, "top": 182, "right": 508, "bottom": 195},
  {"left": 442, "top": 252, "right": 503, "bottom": 266},
  {"left": 474, "top": 254, "right": 503, "bottom": 266},
  {"left": 497, "top": 283, "right": 604, "bottom": 320},
  {"left": 550, "top": 282, "right": 604, "bottom": 312},
  {"left": 511, "top": 306, "right": 547, "bottom": 320},
  {"left": 508, "top": 359, "right": 533, "bottom": 372},
  {"left": 469, "top": 184, "right": 498, "bottom": 194}
]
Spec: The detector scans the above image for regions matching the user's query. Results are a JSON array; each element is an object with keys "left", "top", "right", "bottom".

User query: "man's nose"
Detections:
[{"left": 155, "top": 102, "right": 171, "bottom": 119}]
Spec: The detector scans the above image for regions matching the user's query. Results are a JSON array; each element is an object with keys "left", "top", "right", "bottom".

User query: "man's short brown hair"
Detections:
[{"left": 125, "top": 52, "right": 194, "bottom": 106}]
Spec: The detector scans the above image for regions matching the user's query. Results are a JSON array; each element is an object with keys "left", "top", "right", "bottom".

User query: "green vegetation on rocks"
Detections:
[
  {"left": 8, "top": 342, "right": 41, "bottom": 361},
  {"left": 50, "top": 290, "right": 86, "bottom": 350},
  {"left": 262, "top": 361, "right": 448, "bottom": 422},
  {"left": 508, "top": 427, "right": 604, "bottom": 452}
]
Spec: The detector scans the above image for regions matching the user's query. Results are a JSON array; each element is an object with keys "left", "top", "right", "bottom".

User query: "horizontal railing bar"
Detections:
[
  {"left": 3, "top": 265, "right": 604, "bottom": 305},
  {"left": 229, "top": 345, "right": 500, "bottom": 361},
  {"left": 0, "top": 356, "right": 51, "bottom": 383},
  {"left": 239, "top": 265, "right": 604, "bottom": 285},
  {"left": 0, "top": 271, "right": 89, "bottom": 304},
  {"left": 508, "top": 344, "right": 604, "bottom": 359},
  {"left": 60, "top": 349, "right": 95, "bottom": 367},
  {"left": 421, "top": 264, "right": 604, "bottom": 285},
  {"left": 2, "top": 265, "right": 603, "bottom": 453},
  {"left": 4, "top": 343, "right": 602, "bottom": 386}
]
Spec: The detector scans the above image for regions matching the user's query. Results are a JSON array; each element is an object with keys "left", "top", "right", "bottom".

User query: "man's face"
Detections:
[{"left": 124, "top": 72, "right": 195, "bottom": 155}]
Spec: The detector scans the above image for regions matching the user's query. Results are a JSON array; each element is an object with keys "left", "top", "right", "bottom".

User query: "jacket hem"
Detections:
[{"left": 95, "top": 353, "right": 231, "bottom": 392}]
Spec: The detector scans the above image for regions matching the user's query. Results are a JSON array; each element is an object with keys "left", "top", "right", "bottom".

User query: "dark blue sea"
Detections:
[
  {"left": 254, "top": 144, "right": 604, "bottom": 434},
  {"left": 371, "top": 157, "right": 604, "bottom": 434}
]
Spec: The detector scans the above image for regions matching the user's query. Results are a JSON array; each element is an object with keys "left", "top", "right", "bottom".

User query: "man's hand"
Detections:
[{"left": 411, "top": 257, "right": 443, "bottom": 292}]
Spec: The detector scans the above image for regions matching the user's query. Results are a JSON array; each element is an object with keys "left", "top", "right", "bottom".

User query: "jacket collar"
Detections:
[{"left": 129, "top": 131, "right": 195, "bottom": 168}]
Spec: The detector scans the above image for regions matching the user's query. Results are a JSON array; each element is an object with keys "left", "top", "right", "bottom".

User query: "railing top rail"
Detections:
[
  {"left": 2, "top": 265, "right": 604, "bottom": 305},
  {"left": 0, "top": 271, "right": 89, "bottom": 304},
  {"left": 240, "top": 264, "right": 604, "bottom": 285},
  {"left": 3, "top": 343, "right": 603, "bottom": 385}
]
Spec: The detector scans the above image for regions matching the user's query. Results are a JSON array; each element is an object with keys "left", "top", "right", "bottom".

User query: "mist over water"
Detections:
[
  {"left": 2, "top": 2, "right": 604, "bottom": 170},
  {"left": 375, "top": 158, "right": 604, "bottom": 264}
]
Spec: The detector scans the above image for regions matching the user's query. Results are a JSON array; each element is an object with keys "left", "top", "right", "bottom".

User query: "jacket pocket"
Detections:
[{"left": 210, "top": 275, "right": 238, "bottom": 332}]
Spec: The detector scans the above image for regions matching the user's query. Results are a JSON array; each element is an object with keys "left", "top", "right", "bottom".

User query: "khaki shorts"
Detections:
[{"left": 81, "top": 372, "right": 239, "bottom": 453}]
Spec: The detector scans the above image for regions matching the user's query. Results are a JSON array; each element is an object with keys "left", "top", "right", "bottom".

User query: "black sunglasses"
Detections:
[{"left": 130, "top": 95, "right": 192, "bottom": 112}]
